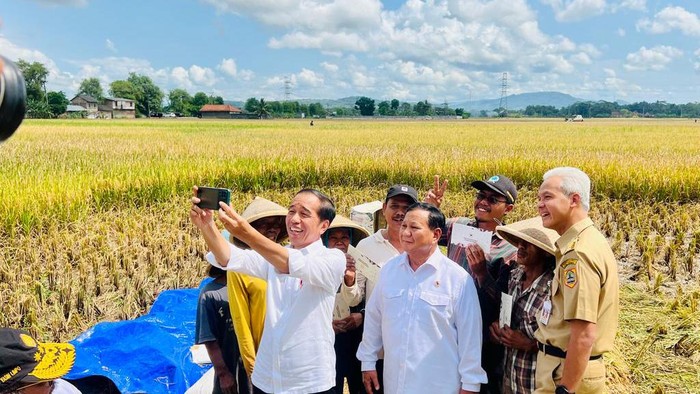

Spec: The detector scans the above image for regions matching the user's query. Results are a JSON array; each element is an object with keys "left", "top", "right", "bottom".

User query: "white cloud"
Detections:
[
  {"left": 320, "top": 62, "right": 339, "bottom": 73},
  {"left": 542, "top": 0, "right": 607, "bottom": 22},
  {"left": 617, "top": 28, "right": 626, "bottom": 37},
  {"left": 202, "top": 0, "right": 382, "bottom": 45},
  {"left": 28, "top": 0, "right": 88, "bottom": 6},
  {"left": 695, "top": 49, "right": 700, "bottom": 73},
  {"left": 611, "top": 0, "right": 645, "bottom": 12},
  {"left": 170, "top": 67, "right": 192, "bottom": 89},
  {"left": 624, "top": 45, "right": 683, "bottom": 71},
  {"left": 296, "top": 68, "right": 324, "bottom": 87},
  {"left": 105, "top": 39, "right": 117, "bottom": 53},
  {"left": 218, "top": 58, "right": 238, "bottom": 77},
  {"left": 188, "top": 65, "right": 217, "bottom": 86},
  {"left": 636, "top": 6, "right": 700, "bottom": 36},
  {"left": 238, "top": 69, "right": 255, "bottom": 81},
  {"left": 269, "top": 31, "right": 369, "bottom": 52}
]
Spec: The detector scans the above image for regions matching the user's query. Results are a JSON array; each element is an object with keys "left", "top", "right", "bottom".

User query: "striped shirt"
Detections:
[{"left": 502, "top": 266, "right": 554, "bottom": 394}]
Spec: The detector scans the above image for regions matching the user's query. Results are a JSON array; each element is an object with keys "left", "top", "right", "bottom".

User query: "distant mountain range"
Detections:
[{"left": 226, "top": 91, "right": 589, "bottom": 111}]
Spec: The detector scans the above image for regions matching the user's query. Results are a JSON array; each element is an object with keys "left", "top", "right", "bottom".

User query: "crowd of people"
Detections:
[
  {"left": 0, "top": 166, "right": 617, "bottom": 394},
  {"left": 188, "top": 166, "right": 619, "bottom": 394}
]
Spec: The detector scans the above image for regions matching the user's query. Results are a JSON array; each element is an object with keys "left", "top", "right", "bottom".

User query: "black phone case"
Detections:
[{"left": 197, "top": 187, "right": 231, "bottom": 210}]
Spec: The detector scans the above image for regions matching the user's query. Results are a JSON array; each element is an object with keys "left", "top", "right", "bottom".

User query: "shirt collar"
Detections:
[
  {"left": 555, "top": 217, "right": 594, "bottom": 253},
  {"left": 400, "top": 247, "right": 443, "bottom": 271},
  {"left": 290, "top": 238, "right": 325, "bottom": 255}
]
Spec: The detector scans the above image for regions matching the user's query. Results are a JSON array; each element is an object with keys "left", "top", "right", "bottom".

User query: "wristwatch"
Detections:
[{"left": 555, "top": 385, "right": 573, "bottom": 394}]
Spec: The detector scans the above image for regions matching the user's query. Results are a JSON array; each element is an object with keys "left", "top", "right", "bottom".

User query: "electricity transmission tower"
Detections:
[
  {"left": 284, "top": 76, "right": 292, "bottom": 101},
  {"left": 498, "top": 72, "right": 508, "bottom": 117}
]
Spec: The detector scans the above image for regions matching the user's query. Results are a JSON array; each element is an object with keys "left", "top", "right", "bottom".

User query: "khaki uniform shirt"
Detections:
[{"left": 535, "top": 217, "right": 619, "bottom": 356}]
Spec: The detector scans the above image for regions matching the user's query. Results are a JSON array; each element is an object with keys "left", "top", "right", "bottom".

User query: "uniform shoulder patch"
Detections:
[{"left": 561, "top": 259, "right": 578, "bottom": 288}]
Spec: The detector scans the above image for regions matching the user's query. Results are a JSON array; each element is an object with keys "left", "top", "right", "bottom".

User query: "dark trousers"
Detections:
[{"left": 333, "top": 328, "right": 363, "bottom": 394}]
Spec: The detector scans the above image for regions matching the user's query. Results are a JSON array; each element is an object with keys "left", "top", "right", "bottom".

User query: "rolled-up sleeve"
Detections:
[
  {"left": 339, "top": 270, "right": 365, "bottom": 308},
  {"left": 456, "top": 275, "right": 488, "bottom": 391},
  {"left": 206, "top": 243, "right": 269, "bottom": 280},
  {"left": 287, "top": 247, "right": 345, "bottom": 293},
  {"left": 357, "top": 268, "right": 384, "bottom": 371}
]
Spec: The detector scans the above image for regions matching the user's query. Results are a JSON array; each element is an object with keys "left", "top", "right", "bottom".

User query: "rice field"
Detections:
[{"left": 1, "top": 118, "right": 699, "bottom": 393}]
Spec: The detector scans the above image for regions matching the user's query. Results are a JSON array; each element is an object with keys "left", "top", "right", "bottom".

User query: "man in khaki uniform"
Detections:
[{"left": 534, "top": 167, "right": 619, "bottom": 394}]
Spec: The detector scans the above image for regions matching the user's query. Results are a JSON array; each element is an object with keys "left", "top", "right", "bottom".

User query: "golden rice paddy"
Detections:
[{"left": 1, "top": 118, "right": 698, "bottom": 393}]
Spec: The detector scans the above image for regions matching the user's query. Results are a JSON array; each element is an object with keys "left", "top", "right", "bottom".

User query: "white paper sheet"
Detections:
[
  {"left": 348, "top": 245, "right": 381, "bottom": 285},
  {"left": 450, "top": 223, "right": 492, "bottom": 254},
  {"left": 499, "top": 292, "right": 513, "bottom": 328}
]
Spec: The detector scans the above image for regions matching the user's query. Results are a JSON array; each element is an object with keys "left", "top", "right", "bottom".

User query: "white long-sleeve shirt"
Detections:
[
  {"left": 356, "top": 248, "right": 487, "bottom": 393},
  {"left": 207, "top": 239, "right": 345, "bottom": 394}
]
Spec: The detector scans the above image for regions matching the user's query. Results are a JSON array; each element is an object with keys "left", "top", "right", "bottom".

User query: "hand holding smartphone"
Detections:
[{"left": 196, "top": 186, "right": 231, "bottom": 210}]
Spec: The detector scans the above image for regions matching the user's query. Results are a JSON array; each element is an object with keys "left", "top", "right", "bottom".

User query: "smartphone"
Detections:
[{"left": 196, "top": 187, "right": 231, "bottom": 210}]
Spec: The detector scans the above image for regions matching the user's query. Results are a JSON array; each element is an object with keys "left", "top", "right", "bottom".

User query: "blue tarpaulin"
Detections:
[{"left": 66, "top": 280, "right": 211, "bottom": 393}]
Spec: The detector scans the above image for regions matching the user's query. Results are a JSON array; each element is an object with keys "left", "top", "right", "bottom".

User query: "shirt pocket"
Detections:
[
  {"left": 416, "top": 291, "right": 452, "bottom": 326},
  {"left": 382, "top": 288, "right": 405, "bottom": 320}
]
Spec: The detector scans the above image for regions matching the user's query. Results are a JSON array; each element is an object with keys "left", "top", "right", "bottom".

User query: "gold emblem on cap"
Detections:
[{"left": 20, "top": 333, "right": 37, "bottom": 348}]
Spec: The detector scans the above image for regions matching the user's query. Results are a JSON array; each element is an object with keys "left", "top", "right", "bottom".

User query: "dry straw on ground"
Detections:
[{"left": 1, "top": 118, "right": 699, "bottom": 392}]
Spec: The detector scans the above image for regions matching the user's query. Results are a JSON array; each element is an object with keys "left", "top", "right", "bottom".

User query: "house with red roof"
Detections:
[{"left": 199, "top": 104, "right": 244, "bottom": 119}]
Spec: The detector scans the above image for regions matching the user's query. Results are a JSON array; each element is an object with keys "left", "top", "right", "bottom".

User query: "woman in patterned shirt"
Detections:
[{"left": 489, "top": 217, "right": 559, "bottom": 394}]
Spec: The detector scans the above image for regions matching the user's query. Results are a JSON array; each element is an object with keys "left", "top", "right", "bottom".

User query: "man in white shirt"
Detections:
[
  {"left": 339, "top": 184, "right": 417, "bottom": 393},
  {"left": 190, "top": 188, "right": 346, "bottom": 394},
  {"left": 357, "top": 203, "right": 487, "bottom": 394}
]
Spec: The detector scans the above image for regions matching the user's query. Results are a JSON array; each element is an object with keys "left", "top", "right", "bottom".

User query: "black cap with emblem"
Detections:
[{"left": 471, "top": 175, "right": 517, "bottom": 204}]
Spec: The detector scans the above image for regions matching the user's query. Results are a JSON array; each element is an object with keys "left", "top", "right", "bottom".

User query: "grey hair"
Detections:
[{"left": 543, "top": 167, "right": 591, "bottom": 212}]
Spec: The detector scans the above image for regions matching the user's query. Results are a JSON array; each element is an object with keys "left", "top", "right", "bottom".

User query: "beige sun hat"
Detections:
[
  {"left": 231, "top": 197, "right": 288, "bottom": 247},
  {"left": 327, "top": 214, "right": 371, "bottom": 247},
  {"left": 495, "top": 216, "right": 560, "bottom": 256}
]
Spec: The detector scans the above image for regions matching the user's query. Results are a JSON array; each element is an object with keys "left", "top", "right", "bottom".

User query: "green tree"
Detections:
[
  {"left": 16, "top": 59, "right": 49, "bottom": 102},
  {"left": 391, "top": 99, "right": 400, "bottom": 112},
  {"left": 47, "top": 91, "right": 69, "bottom": 118},
  {"left": 455, "top": 108, "right": 464, "bottom": 116},
  {"left": 192, "top": 92, "right": 209, "bottom": 110},
  {"left": 398, "top": 102, "right": 412, "bottom": 116},
  {"left": 26, "top": 99, "right": 52, "bottom": 119},
  {"left": 254, "top": 98, "right": 271, "bottom": 119},
  {"left": 127, "top": 73, "right": 164, "bottom": 116},
  {"left": 109, "top": 80, "right": 137, "bottom": 100},
  {"left": 210, "top": 95, "right": 224, "bottom": 105},
  {"left": 308, "top": 102, "right": 325, "bottom": 117},
  {"left": 355, "top": 96, "right": 375, "bottom": 116},
  {"left": 167, "top": 89, "right": 192, "bottom": 115},
  {"left": 244, "top": 97, "right": 258, "bottom": 113},
  {"left": 377, "top": 101, "right": 390, "bottom": 116},
  {"left": 78, "top": 77, "right": 104, "bottom": 101},
  {"left": 414, "top": 100, "right": 432, "bottom": 116}
]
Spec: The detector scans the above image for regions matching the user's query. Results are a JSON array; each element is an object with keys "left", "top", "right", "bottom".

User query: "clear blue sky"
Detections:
[{"left": 1, "top": 0, "right": 699, "bottom": 104}]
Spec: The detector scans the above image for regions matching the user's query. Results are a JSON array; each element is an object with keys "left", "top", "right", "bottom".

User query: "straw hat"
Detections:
[
  {"left": 495, "top": 217, "right": 560, "bottom": 256},
  {"left": 327, "top": 214, "right": 371, "bottom": 247},
  {"left": 231, "top": 197, "right": 288, "bottom": 247}
]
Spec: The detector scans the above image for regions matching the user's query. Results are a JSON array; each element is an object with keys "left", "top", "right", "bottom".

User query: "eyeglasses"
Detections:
[{"left": 476, "top": 192, "right": 507, "bottom": 205}]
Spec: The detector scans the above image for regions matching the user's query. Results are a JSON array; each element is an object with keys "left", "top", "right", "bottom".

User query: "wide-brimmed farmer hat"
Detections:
[
  {"left": 0, "top": 328, "right": 75, "bottom": 392},
  {"left": 326, "top": 214, "right": 370, "bottom": 247},
  {"left": 231, "top": 197, "right": 288, "bottom": 248},
  {"left": 495, "top": 217, "right": 559, "bottom": 256}
]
